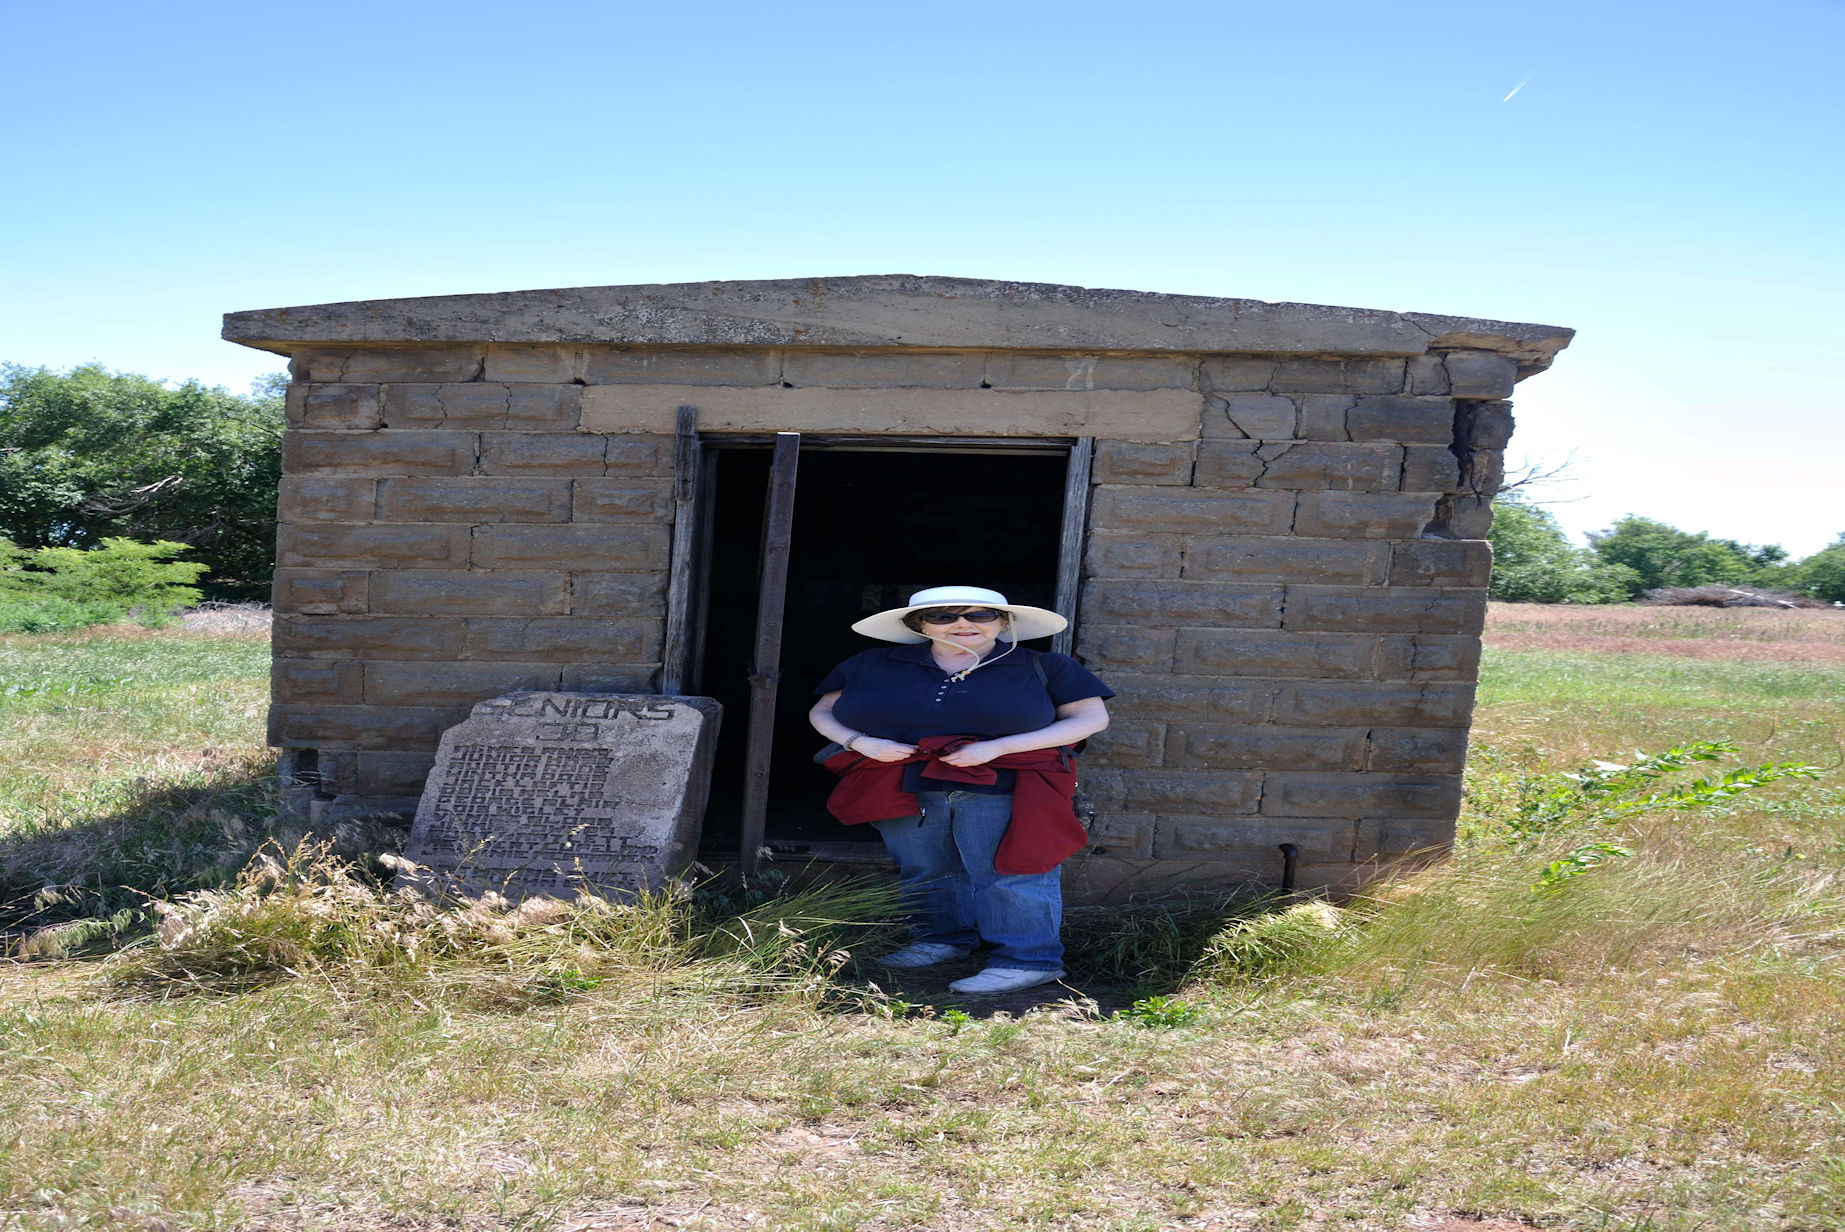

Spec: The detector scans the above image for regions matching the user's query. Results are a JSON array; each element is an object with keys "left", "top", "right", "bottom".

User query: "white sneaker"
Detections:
[
  {"left": 948, "top": 966, "right": 1066, "bottom": 994},
  {"left": 877, "top": 942, "right": 973, "bottom": 969}
]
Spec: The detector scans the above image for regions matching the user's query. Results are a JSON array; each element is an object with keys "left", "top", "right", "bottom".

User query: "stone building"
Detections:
[{"left": 223, "top": 276, "right": 1572, "bottom": 899}]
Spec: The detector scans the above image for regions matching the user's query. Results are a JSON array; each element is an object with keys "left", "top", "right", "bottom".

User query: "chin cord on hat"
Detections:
[{"left": 922, "top": 614, "right": 1019, "bottom": 681}]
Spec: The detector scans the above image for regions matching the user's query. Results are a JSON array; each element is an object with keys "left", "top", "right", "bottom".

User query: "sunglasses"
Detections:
[{"left": 917, "top": 608, "right": 1007, "bottom": 625}]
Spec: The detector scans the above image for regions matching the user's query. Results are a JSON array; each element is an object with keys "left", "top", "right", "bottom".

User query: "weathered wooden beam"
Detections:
[
  {"left": 1051, "top": 438, "right": 1093, "bottom": 657},
  {"left": 660, "top": 405, "right": 704, "bottom": 696},
  {"left": 738, "top": 431, "right": 801, "bottom": 875}
]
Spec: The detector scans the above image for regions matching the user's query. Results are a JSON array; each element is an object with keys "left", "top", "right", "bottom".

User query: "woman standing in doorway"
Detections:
[{"left": 808, "top": 585, "right": 1112, "bottom": 995}]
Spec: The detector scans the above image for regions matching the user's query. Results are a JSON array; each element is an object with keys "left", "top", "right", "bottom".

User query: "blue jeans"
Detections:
[{"left": 871, "top": 790, "right": 1064, "bottom": 970}]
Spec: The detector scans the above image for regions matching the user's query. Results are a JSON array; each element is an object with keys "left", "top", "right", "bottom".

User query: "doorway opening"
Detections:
[{"left": 694, "top": 443, "right": 1071, "bottom": 858}]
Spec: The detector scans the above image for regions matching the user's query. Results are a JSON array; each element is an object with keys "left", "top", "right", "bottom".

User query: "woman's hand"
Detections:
[
  {"left": 937, "top": 740, "right": 1011, "bottom": 768},
  {"left": 853, "top": 737, "right": 918, "bottom": 763}
]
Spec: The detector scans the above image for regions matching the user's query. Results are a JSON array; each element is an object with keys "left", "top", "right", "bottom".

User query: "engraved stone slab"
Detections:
[{"left": 406, "top": 691, "right": 721, "bottom": 897}]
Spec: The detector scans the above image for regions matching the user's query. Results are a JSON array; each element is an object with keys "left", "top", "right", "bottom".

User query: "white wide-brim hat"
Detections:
[{"left": 852, "top": 585, "right": 1068, "bottom": 644}]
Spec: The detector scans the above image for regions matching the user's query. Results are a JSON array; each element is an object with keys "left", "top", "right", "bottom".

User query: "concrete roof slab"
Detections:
[{"left": 224, "top": 275, "right": 1573, "bottom": 368}]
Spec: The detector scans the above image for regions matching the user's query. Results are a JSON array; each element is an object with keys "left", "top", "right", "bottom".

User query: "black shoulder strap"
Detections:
[{"left": 1028, "top": 648, "right": 1048, "bottom": 687}]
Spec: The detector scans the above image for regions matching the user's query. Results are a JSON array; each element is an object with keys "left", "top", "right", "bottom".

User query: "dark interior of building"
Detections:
[{"left": 695, "top": 444, "right": 1069, "bottom": 855}]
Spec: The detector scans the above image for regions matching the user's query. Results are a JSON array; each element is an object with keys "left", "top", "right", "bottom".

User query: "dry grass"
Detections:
[
  {"left": 1, "top": 626, "right": 1842, "bottom": 1230},
  {"left": 1486, "top": 601, "right": 1845, "bottom": 662}
]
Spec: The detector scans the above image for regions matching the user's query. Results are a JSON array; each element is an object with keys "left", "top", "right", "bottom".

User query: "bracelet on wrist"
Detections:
[{"left": 842, "top": 733, "right": 861, "bottom": 752}]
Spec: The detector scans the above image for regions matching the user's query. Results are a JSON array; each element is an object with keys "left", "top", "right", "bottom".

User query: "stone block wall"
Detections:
[
  {"left": 270, "top": 341, "right": 1514, "bottom": 895},
  {"left": 1067, "top": 351, "right": 1513, "bottom": 895}
]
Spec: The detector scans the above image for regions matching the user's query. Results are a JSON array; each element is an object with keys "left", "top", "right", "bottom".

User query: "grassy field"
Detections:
[{"left": 1, "top": 606, "right": 1842, "bottom": 1231}]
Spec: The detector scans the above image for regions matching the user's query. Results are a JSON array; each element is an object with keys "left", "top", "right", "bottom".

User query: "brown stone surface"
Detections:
[
  {"left": 1082, "top": 580, "right": 1283, "bottom": 628},
  {"left": 1293, "top": 491, "right": 1439, "bottom": 539},
  {"left": 275, "top": 615, "right": 466, "bottom": 660},
  {"left": 1092, "top": 440, "right": 1196, "bottom": 485},
  {"left": 276, "top": 523, "right": 471, "bottom": 570},
  {"left": 405, "top": 692, "right": 722, "bottom": 897},
  {"left": 1090, "top": 486, "right": 1296, "bottom": 534},
  {"left": 286, "top": 384, "right": 382, "bottom": 430},
  {"left": 368, "top": 571, "right": 571, "bottom": 617},
  {"left": 373, "top": 477, "right": 571, "bottom": 523},
  {"left": 471, "top": 523, "right": 671, "bottom": 570},
  {"left": 1172, "top": 628, "right": 1376, "bottom": 680},
  {"left": 283, "top": 430, "right": 478, "bottom": 476},
  {"left": 1166, "top": 724, "right": 1368, "bottom": 771},
  {"left": 1282, "top": 586, "right": 1488, "bottom": 635},
  {"left": 1182, "top": 535, "right": 1388, "bottom": 585},
  {"left": 1082, "top": 531, "right": 1183, "bottom": 578},
  {"left": 272, "top": 569, "right": 369, "bottom": 615}
]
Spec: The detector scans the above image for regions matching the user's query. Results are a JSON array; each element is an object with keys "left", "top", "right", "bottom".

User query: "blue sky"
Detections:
[{"left": 4, "top": 0, "right": 1841, "bottom": 553}]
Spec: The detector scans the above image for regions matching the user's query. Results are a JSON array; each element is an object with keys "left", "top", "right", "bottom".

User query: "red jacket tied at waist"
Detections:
[{"left": 821, "top": 734, "right": 1086, "bottom": 875}]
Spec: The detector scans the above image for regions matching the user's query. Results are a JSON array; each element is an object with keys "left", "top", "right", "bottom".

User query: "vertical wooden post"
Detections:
[
  {"left": 1051, "top": 437, "right": 1093, "bottom": 658},
  {"left": 738, "top": 431, "right": 801, "bottom": 874},
  {"left": 659, "top": 405, "right": 703, "bottom": 696}
]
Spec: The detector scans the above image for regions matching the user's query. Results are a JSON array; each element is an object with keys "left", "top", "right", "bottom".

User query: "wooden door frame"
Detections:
[{"left": 664, "top": 429, "right": 1094, "bottom": 867}]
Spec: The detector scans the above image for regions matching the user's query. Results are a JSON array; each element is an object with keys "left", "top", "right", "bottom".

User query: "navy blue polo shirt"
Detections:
[{"left": 816, "top": 643, "right": 1114, "bottom": 794}]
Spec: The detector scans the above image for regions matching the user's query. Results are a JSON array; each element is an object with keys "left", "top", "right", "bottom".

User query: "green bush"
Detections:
[
  {"left": 0, "top": 536, "right": 205, "bottom": 630},
  {"left": 0, "top": 596, "right": 131, "bottom": 634}
]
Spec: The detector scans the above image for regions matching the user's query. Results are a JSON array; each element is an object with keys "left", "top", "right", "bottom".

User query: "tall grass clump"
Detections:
[
  {"left": 1194, "top": 740, "right": 1832, "bottom": 994},
  {"left": 104, "top": 842, "right": 902, "bottom": 1011}
]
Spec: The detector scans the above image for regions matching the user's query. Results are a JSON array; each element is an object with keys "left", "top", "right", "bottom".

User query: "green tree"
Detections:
[
  {"left": 1487, "top": 500, "right": 1638, "bottom": 603},
  {"left": 0, "top": 364, "right": 284, "bottom": 597},
  {"left": 1588, "top": 516, "right": 1772, "bottom": 595},
  {"left": 1789, "top": 534, "right": 1845, "bottom": 603}
]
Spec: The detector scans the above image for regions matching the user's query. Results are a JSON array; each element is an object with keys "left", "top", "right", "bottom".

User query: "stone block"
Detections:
[
  {"left": 1082, "top": 579, "right": 1282, "bottom": 627},
  {"left": 1097, "top": 673, "right": 1273, "bottom": 723},
  {"left": 382, "top": 384, "right": 512, "bottom": 429},
  {"left": 560, "top": 665, "right": 663, "bottom": 692},
  {"left": 1282, "top": 586, "right": 1488, "bottom": 635},
  {"left": 1401, "top": 445, "right": 1462, "bottom": 493},
  {"left": 1198, "top": 356, "right": 1276, "bottom": 393},
  {"left": 296, "top": 346, "right": 485, "bottom": 384},
  {"left": 373, "top": 477, "right": 570, "bottom": 523},
  {"left": 1073, "top": 627, "right": 1176, "bottom": 673},
  {"left": 274, "top": 615, "right": 467, "bottom": 660},
  {"left": 1080, "top": 721, "right": 1166, "bottom": 769},
  {"left": 570, "top": 571, "right": 669, "bottom": 616},
  {"left": 1261, "top": 772, "right": 1463, "bottom": 818},
  {"left": 1166, "top": 724, "right": 1367, "bottom": 771},
  {"left": 1376, "top": 634, "right": 1483, "bottom": 681},
  {"left": 363, "top": 661, "right": 566, "bottom": 708},
  {"left": 1154, "top": 816, "right": 1355, "bottom": 862},
  {"left": 1405, "top": 356, "right": 1450, "bottom": 396},
  {"left": 278, "top": 477, "right": 377, "bottom": 523},
  {"left": 1083, "top": 812, "right": 1154, "bottom": 859},
  {"left": 462, "top": 618, "right": 662, "bottom": 663},
  {"left": 1172, "top": 628, "right": 1375, "bottom": 680},
  {"left": 1184, "top": 535, "right": 1388, "bottom": 585},
  {"left": 1063, "top": 854, "right": 1358, "bottom": 902},
  {"left": 1367, "top": 728, "right": 1469, "bottom": 773},
  {"left": 276, "top": 523, "right": 471, "bottom": 570},
  {"left": 1354, "top": 817, "right": 1456, "bottom": 860},
  {"left": 1083, "top": 531, "right": 1183, "bottom": 578},
  {"left": 782, "top": 349, "right": 984, "bottom": 388},
  {"left": 1092, "top": 440, "right": 1195, "bottom": 485},
  {"left": 1459, "top": 449, "right": 1507, "bottom": 497},
  {"left": 369, "top": 570, "right": 570, "bottom": 617},
  {"left": 571, "top": 478, "right": 675, "bottom": 522},
  {"left": 283, "top": 430, "right": 477, "bottom": 476},
  {"left": 1345, "top": 396, "right": 1455, "bottom": 444},
  {"left": 1443, "top": 351, "right": 1518, "bottom": 399},
  {"left": 286, "top": 384, "right": 382, "bottom": 430},
  {"left": 1389, "top": 540, "right": 1493, "bottom": 588},
  {"left": 355, "top": 751, "right": 437, "bottom": 797},
  {"left": 272, "top": 569, "right": 369, "bottom": 616},
  {"left": 984, "top": 354, "right": 1193, "bottom": 391},
  {"left": 1192, "top": 441, "right": 1265, "bottom": 486},
  {"left": 1205, "top": 393, "right": 1297, "bottom": 440},
  {"left": 479, "top": 432, "right": 607, "bottom": 475},
  {"left": 1271, "top": 681, "right": 1475, "bottom": 727},
  {"left": 581, "top": 385, "right": 1204, "bottom": 443},
  {"left": 471, "top": 523, "right": 671, "bottom": 570},
  {"left": 1459, "top": 400, "right": 1515, "bottom": 450},
  {"left": 1433, "top": 493, "right": 1495, "bottom": 539},
  {"left": 602, "top": 434, "right": 676, "bottom": 475},
  {"left": 272, "top": 658, "right": 364, "bottom": 706},
  {"left": 1118, "top": 770, "right": 1263, "bottom": 814},
  {"left": 483, "top": 346, "right": 582, "bottom": 383},
  {"left": 1090, "top": 486, "right": 1295, "bottom": 535},
  {"left": 582, "top": 348, "right": 781, "bottom": 386},
  {"left": 1294, "top": 491, "right": 1439, "bottom": 539},
  {"left": 1269, "top": 358, "right": 1404, "bottom": 395},
  {"left": 1252, "top": 442, "right": 1401, "bottom": 491},
  {"left": 269, "top": 704, "right": 455, "bottom": 751},
  {"left": 1296, "top": 394, "right": 1355, "bottom": 441}
]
